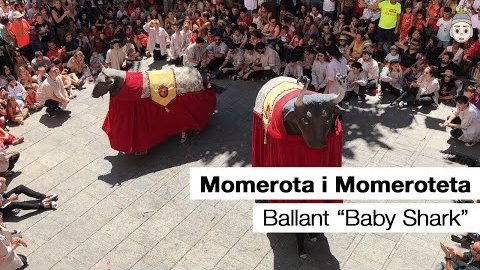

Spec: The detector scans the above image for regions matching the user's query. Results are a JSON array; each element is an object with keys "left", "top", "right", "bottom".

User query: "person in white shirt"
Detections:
[
  {"left": 440, "top": 95, "right": 480, "bottom": 146},
  {"left": 217, "top": 42, "right": 244, "bottom": 79},
  {"left": 325, "top": 45, "right": 348, "bottom": 96},
  {"left": 311, "top": 50, "right": 329, "bottom": 92},
  {"left": 357, "top": 50, "right": 379, "bottom": 93},
  {"left": 436, "top": 7, "right": 453, "bottom": 48},
  {"left": 440, "top": 41, "right": 464, "bottom": 66},
  {"left": 169, "top": 23, "right": 189, "bottom": 65},
  {"left": 205, "top": 34, "right": 228, "bottom": 72},
  {"left": 37, "top": 65, "right": 70, "bottom": 117},
  {"left": 384, "top": 45, "right": 400, "bottom": 63},
  {"left": 143, "top": 19, "right": 170, "bottom": 60},
  {"left": 380, "top": 60, "right": 404, "bottom": 101},
  {"left": 105, "top": 39, "right": 127, "bottom": 70},
  {"left": 346, "top": 61, "right": 368, "bottom": 103},
  {"left": 122, "top": 37, "right": 140, "bottom": 61},
  {"left": 391, "top": 66, "right": 440, "bottom": 107},
  {"left": 6, "top": 76, "right": 25, "bottom": 109},
  {"left": 243, "top": 42, "right": 281, "bottom": 80},
  {"left": 183, "top": 37, "right": 207, "bottom": 68},
  {"left": 283, "top": 49, "right": 303, "bottom": 78}
]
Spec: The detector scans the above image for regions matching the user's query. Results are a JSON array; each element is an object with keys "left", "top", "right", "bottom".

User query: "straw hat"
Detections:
[
  {"left": 339, "top": 34, "right": 348, "bottom": 41},
  {"left": 363, "top": 40, "right": 373, "bottom": 47},
  {"left": 390, "top": 45, "right": 398, "bottom": 50},
  {"left": 12, "top": 11, "right": 24, "bottom": 19},
  {"left": 441, "top": 69, "right": 456, "bottom": 78}
]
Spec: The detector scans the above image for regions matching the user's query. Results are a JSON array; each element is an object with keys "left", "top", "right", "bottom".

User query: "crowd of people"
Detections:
[{"left": 0, "top": 0, "right": 480, "bottom": 268}]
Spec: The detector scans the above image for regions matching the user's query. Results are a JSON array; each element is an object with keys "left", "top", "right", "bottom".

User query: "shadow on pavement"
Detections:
[
  {"left": 3, "top": 205, "right": 49, "bottom": 222},
  {"left": 38, "top": 110, "right": 71, "bottom": 128},
  {"left": 267, "top": 233, "right": 340, "bottom": 270}
]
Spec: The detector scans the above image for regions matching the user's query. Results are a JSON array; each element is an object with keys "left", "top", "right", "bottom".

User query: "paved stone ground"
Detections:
[{"left": 4, "top": 58, "right": 480, "bottom": 270}]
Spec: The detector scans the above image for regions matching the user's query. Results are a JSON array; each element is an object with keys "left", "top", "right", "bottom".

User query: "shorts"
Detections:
[{"left": 376, "top": 27, "right": 396, "bottom": 43}]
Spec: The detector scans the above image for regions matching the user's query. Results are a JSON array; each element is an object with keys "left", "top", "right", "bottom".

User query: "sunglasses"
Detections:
[{"left": 339, "top": 16, "right": 345, "bottom": 19}]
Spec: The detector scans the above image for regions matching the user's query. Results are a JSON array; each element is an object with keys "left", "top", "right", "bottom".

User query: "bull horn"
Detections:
[
  {"left": 332, "top": 74, "right": 346, "bottom": 105},
  {"left": 295, "top": 76, "right": 310, "bottom": 107}
]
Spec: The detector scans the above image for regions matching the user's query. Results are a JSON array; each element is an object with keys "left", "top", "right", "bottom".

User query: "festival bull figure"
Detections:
[
  {"left": 252, "top": 76, "right": 345, "bottom": 258},
  {"left": 92, "top": 67, "right": 216, "bottom": 154}
]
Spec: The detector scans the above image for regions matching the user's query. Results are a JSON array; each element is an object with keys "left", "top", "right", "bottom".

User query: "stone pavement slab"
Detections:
[{"left": 4, "top": 58, "right": 479, "bottom": 270}]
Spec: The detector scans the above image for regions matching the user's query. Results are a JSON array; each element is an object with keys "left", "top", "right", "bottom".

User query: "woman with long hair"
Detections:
[{"left": 325, "top": 45, "right": 348, "bottom": 95}]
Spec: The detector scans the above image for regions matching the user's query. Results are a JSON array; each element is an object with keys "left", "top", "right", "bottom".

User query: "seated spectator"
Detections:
[
  {"left": 440, "top": 41, "right": 464, "bottom": 66},
  {"left": 17, "top": 67, "right": 36, "bottom": 89},
  {"left": 381, "top": 60, "right": 404, "bottom": 99},
  {"left": 0, "top": 143, "right": 20, "bottom": 177},
  {"left": 0, "top": 124, "right": 23, "bottom": 147},
  {"left": 205, "top": 34, "right": 228, "bottom": 72},
  {"left": 302, "top": 47, "right": 315, "bottom": 78},
  {"left": 122, "top": 38, "right": 141, "bottom": 61},
  {"left": 346, "top": 61, "right": 368, "bottom": 103},
  {"left": 357, "top": 50, "right": 379, "bottom": 94},
  {"left": 0, "top": 177, "right": 58, "bottom": 215},
  {"left": 89, "top": 51, "right": 105, "bottom": 76},
  {"left": 391, "top": 66, "right": 440, "bottom": 108},
  {"left": 238, "top": 43, "right": 259, "bottom": 80},
  {"left": 440, "top": 95, "right": 480, "bottom": 146},
  {"left": 30, "top": 51, "right": 52, "bottom": 73},
  {"left": 311, "top": 50, "right": 329, "bottom": 92},
  {"left": 464, "top": 85, "right": 480, "bottom": 110},
  {"left": 283, "top": 48, "right": 304, "bottom": 78},
  {"left": 46, "top": 41, "right": 66, "bottom": 62},
  {"left": 35, "top": 67, "right": 47, "bottom": 85},
  {"left": 242, "top": 42, "right": 281, "bottom": 80},
  {"left": 24, "top": 85, "right": 41, "bottom": 110},
  {"left": 105, "top": 39, "right": 127, "bottom": 70},
  {"left": 183, "top": 37, "right": 207, "bottom": 68},
  {"left": 385, "top": 45, "right": 400, "bottom": 63},
  {"left": 67, "top": 51, "right": 91, "bottom": 79},
  {"left": 346, "top": 32, "right": 365, "bottom": 60},
  {"left": 63, "top": 32, "right": 80, "bottom": 59},
  {"left": 37, "top": 65, "right": 70, "bottom": 118},
  {"left": 0, "top": 221, "right": 27, "bottom": 270},
  {"left": 216, "top": 42, "right": 244, "bottom": 79},
  {"left": 434, "top": 52, "right": 459, "bottom": 78},
  {"left": 451, "top": 232, "right": 480, "bottom": 249},
  {"left": 6, "top": 97, "right": 29, "bottom": 125},
  {"left": 6, "top": 77, "right": 25, "bottom": 109},
  {"left": 439, "top": 240, "right": 480, "bottom": 270},
  {"left": 438, "top": 70, "right": 457, "bottom": 101}
]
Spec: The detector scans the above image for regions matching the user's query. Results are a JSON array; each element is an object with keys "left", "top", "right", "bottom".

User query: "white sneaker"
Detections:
[
  {"left": 50, "top": 201, "right": 58, "bottom": 209},
  {"left": 399, "top": 101, "right": 405, "bottom": 108}
]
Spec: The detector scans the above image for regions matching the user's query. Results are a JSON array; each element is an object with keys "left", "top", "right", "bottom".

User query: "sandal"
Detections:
[{"left": 12, "top": 136, "right": 24, "bottom": 146}]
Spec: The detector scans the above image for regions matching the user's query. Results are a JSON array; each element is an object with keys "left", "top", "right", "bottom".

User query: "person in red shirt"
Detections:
[
  {"left": 237, "top": 8, "right": 252, "bottom": 30},
  {"left": 46, "top": 41, "right": 66, "bottom": 61},
  {"left": 463, "top": 30, "right": 480, "bottom": 64},
  {"left": 9, "top": 11, "right": 32, "bottom": 58}
]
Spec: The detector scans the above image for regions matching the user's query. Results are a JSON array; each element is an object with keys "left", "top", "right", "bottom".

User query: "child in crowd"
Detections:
[
  {"left": 24, "top": 85, "right": 41, "bottom": 110},
  {"left": 238, "top": 43, "right": 259, "bottom": 80},
  {"left": 6, "top": 97, "right": 29, "bottom": 125},
  {"left": 90, "top": 51, "right": 105, "bottom": 76}
]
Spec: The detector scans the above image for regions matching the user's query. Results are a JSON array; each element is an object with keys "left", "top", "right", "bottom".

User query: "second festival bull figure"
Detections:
[{"left": 252, "top": 75, "right": 346, "bottom": 258}]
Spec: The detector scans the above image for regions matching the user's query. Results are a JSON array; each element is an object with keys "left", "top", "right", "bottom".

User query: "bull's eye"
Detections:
[
  {"left": 301, "top": 117, "right": 310, "bottom": 125},
  {"left": 456, "top": 29, "right": 459, "bottom": 34},
  {"left": 464, "top": 29, "right": 468, "bottom": 34}
]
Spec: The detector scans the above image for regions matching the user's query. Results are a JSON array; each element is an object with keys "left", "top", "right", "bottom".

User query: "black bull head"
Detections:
[
  {"left": 91, "top": 68, "right": 126, "bottom": 98},
  {"left": 283, "top": 75, "right": 346, "bottom": 148}
]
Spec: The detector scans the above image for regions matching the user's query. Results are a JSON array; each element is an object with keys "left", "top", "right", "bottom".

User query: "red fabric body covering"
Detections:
[
  {"left": 102, "top": 72, "right": 216, "bottom": 153},
  {"left": 251, "top": 90, "right": 343, "bottom": 203}
]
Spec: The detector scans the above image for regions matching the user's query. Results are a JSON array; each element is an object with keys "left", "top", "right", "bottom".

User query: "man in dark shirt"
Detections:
[
  {"left": 63, "top": 32, "right": 80, "bottom": 59},
  {"left": 434, "top": 52, "right": 459, "bottom": 78}
]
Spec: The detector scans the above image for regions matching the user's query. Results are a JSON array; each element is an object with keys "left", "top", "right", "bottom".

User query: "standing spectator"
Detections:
[
  {"left": 374, "top": 0, "right": 401, "bottom": 55},
  {"left": 169, "top": 23, "right": 189, "bottom": 65},
  {"left": 143, "top": 19, "right": 169, "bottom": 60},
  {"left": 37, "top": 65, "right": 69, "bottom": 117},
  {"left": 436, "top": 7, "right": 453, "bottom": 48},
  {"left": 51, "top": 0, "right": 71, "bottom": 44},
  {"left": 105, "top": 39, "right": 127, "bottom": 70},
  {"left": 440, "top": 95, "right": 480, "bottom": 146},
  {"left": 325, "top": 45, "right": 348, "bottom": 95},
  {"left": 9, "top": 11, "right": 32, "bottom": 59},
  {"left": 205, "top": 34, "right": 228, "bottom": 72}
]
